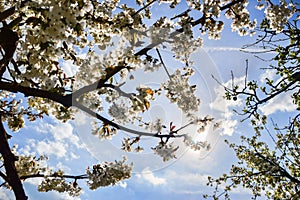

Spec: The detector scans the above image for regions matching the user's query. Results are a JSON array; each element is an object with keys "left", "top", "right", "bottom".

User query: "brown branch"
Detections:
[
  {"left": 20, "top": 173, "right": 87, "bottom": 181},
  {"left": 171, "top": 8, "right": 191, "bottom": 20},
  {"left": 102, "top": 83, "right": 134, "bottom": 98},
  {"left": 0, "top": 81, "right": 187, "bottom": 139},
  {"left": 72, "top": 100, "right": 185, "bottom": 138},
  {"left": 74, "top": 0, "right": 245, "bottom": 97},
  {"left": 156, "top": 48, "right": 171, "bottom": 79},
  {"left": 220, "top": 0, "right": 244, "bottom": 11},
  {"left": 0, "top": 170, "right": 8, "bottom": 184},
  {"left": 0, "top": 28, "right": 19, "bottom": 79},
  {"left": 0, "top": 115, "right": 27, "bottom": 199},
  {"left": 254, "top": 150, "right": 300, "bottom": 184},
  {"left": 72, "top": 65, "right": 125, "bottom": 99},
  {"left": 256, "top": 79, "right": 296, "bottom": 105},
  {"left": 6, "top": 15, "right": 23, "bottom": 29},
  {"left": 0, "top": 6, "right": 15, "bottom": 22},
  {"left": 0, "top": 0, "right": 244, "bottom": 139},
  {"left": 0, "top": 81, "right": 72, "bottom": 107},
  {"left": 132, "top": 0, "right": 157, "bottom": 17}
]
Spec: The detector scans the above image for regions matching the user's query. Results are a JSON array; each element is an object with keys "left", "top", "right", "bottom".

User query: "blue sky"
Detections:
[{"left": 1, "top": 1, "right": 296, "bottom": 200}]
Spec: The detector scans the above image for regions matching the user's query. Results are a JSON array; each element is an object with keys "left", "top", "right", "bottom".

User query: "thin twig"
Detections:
[
  {"left": 155, "top": 48, "right": 172, "bottom": 80},
  {"left": 244, "top": 59, "right": 248, "bottom": 88},
  {"left": 132, "top": 0, "right": 157, "bottom": 17}
]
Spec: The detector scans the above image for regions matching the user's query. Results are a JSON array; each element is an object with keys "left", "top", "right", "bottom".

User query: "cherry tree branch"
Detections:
[
  {"left": 0, "top": 0, "right": 245, "bottom": 139},
  {"left": 72, "top": 100, "right": 185, "bottom": 138},
  {"left": 20, "top": 173, "right": 88, "bottom": 181},
  {"left": 132, "top": 0, "right": 157, "bottom": 16},
  {"left": 0, "top": 0, "right": 244, "bottom": 140},
  {"left": 156, "top": 48, "right": 172, "bottom": 79},
  {"left": 73, "top": 0, "right": 245, "bottom": 99},
  {"left": 0, "top": 6, "right": 15, "bottom": 22},
  {"left": 102, "top": 83, "right": 134, "bottom": 98},
  {"left": 0, "top": 170, "right": 8, "bottom": 184},
  {"left": 254, "top": 149, "right": 300, "bottom": 184},
  {"left": 0, "top": 81, "right": 72, "bottom": 107},
  {"left": 72, "top": 65, "right": 125, "bottom": 99},
  {"left": 0, "top": 80, "right": 198, "bottom": 140},
  {"left": 0, "top": 115, "right": 27, "bottom": 200}
]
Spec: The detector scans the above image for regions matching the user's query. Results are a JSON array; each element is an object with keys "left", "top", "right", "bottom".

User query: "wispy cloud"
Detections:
[
  {"left": 203, "top": 46, "right": 276, "bottom": 54},
  {"left": 26, "top": 177, "right": 44, "bottom": 187},
  {"left": 118, "top": 181, "right": 128, "bottom": 189},
  {"left": 259, "top": 68, "right": 278, "bottom": 83},
  {"left": 209, "top": 76, "right": 245, "bottom": 136},
  {"left": 136, "top": 168, "right": 167, "bottom": 186},
  {"left": 22, "top": 117, "right": 84, "bottom": 160},
  {"left": 51, "top": 192, "right": 82, "bottom": 200},
  {"left": 32, "top": 140, "right": 67, "bottom": 158},
  {"left": 260, "top": 91, "right": 297, "bottom": 116},
  {"left": 48, "top": 122, "right": 82, "bottom": 149},
  {"left": 59, "top": 60, "right": 79, "bottom": 77},
  {"left": 0, "top": 188, "right": 14, "bottom": 200},
  {"left": 166, "top": 170, "right": 208, "bottom": 187}
]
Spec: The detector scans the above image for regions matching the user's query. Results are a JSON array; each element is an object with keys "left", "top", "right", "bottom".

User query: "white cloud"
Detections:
[
  {"left": 260, "top": 92, "right": 297, "bottom": 115},
  {"left": 32, "top": 140, "right": 67, "bottom": 158},
  {"left": 136, "top": 167, "right": 166, "bottom": 186},
  {"left": 30, "top": 123, "right": 50, "bottom": 134},
  {"left": 73, "top": 111, "right": 88, "bottom": 126},
  {"left": 118, "top": 181, "right": 127, "bottom": 189},
  {"left": 56, "top": 162, "right": 71, "bottom": 173},
  {"left": 204, "top": 46, "right": 242, "bottom": 52},
  {"left": 137, "top": 170, "right": 211, "bottom": 195},
  {"left": 0, "top": 188, "right": 14, "bottom": 200},
  {"left": 26, "top": 117, "right": 82, "bottom": 148},
  {"left": 26, "top": 177, "right": 43, "bottom": 186},
  {"left": 59, "top": 60, "right": 79, "bottom": 77},
  {"left": 223, "top": 120, "right": 238, "bottom": 136},
  {"left": 24, "top": 117, "right": 84, "bottom": 158},
  {"left": 203, "top": 46, "right": 276, "bottom": 54},
  {"left": 48, "top": 122, "right": 82, "bottom": 149},
  {"left": 259, "top": 68, "right": 277, "bottom": 83},
  {"left": 51, "top": 192, "right": 82, "bottom": 200},
  {"left": 231, "top": 186, "right": 252, "bottom": 195},
  {"left": 209, "top": 76, "right": 244, "bottom": 135},
  {"left": 19, "top": 144, "right": 32, "bottom": 155},
  {"left": 167, "top": 170, "right": 208, "bottom": 187},
  {"left": 70, "top": 152, "right": 80, "bottom": 160}
]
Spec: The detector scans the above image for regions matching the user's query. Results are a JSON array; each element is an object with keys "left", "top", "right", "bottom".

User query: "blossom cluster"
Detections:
[
  {"left": 149, "top": 17, "right": 174, "bottom": 44},
  {"left": 200, "top": 18, "right": 224, "bottom": 39},
  {"left": 77, "top": 91, "right": 103, "bottom": 113},
  {"left": 143, "top": 56, "right": 162, "bottom": 72},
  {"left": 10, "top": 145, "right": 48, "bottom": 179},
  {"left": 152, "top": 142, "right": 179, "bottom": 162},
  {"left": 149, "top": 118, "right": 164, "bottom": 133},
  {"left": 121, "top": 137, "right": 143, "bottom": 152},
  {"left": 38, "top": 175, "right": 82, "bottom": 197},
  {"left": 86, "top": 157, "right": 132, "bottom": 190},
  {"left": 91, "top": 121, "right": 117, "bottom": 140},
  {"left": 264, "top": 0, "right": 295, "bottom": 33},
  {"left": 183, "top": 135, "right": 211, "bottom": 151},
  {"left": 108, "top": 102, "right": 131, "bottom": 123},
  {"left": 162, "top": 68, "right": 200, "bottom": 117},
  {"left": 172, "top": 16, "right": 203, "bottom": 62},
  {"left": 131, "top": 86, "right": 156, "bottom": 112},
  {"left": 225, "top": 1, "right": 257, "bottom": 36},
  {"left": 6, "top": 146, "right": 82, "bottom": 196}
]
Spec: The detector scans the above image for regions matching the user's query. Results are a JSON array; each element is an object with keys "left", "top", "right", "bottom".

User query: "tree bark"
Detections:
[{"left": 0, "top": 115, "right": 27, "bottom": 200}]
